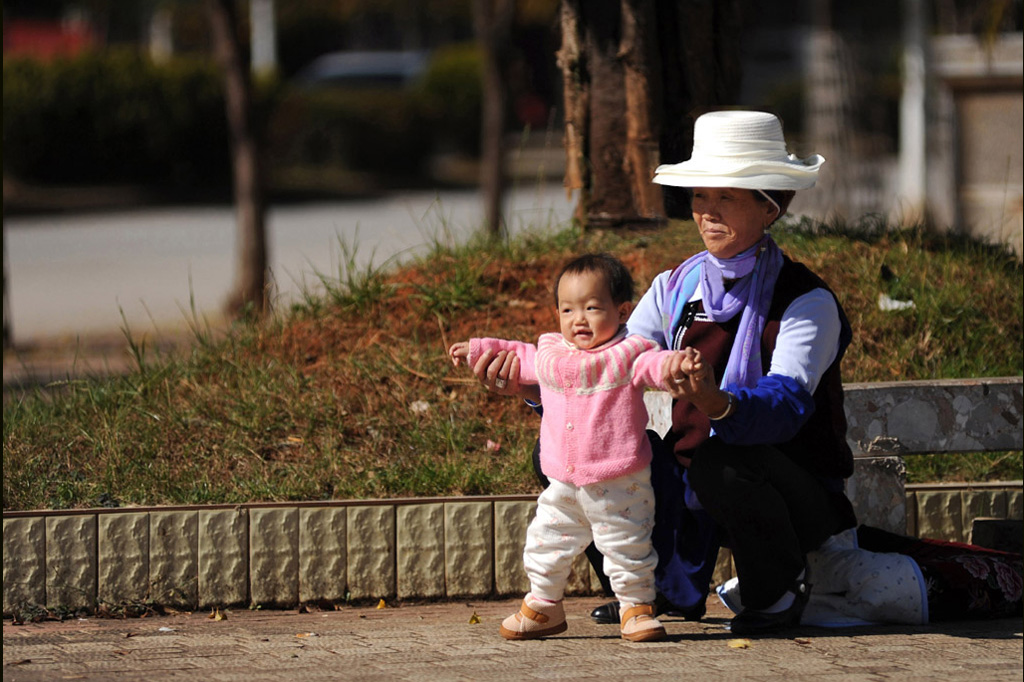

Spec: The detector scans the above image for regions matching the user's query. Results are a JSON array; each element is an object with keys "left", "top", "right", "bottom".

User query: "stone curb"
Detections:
[{"left": 4, "top": 485, "right": 1022, "bottom": 617}]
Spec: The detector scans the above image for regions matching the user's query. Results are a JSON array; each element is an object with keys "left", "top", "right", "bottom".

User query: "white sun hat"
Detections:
[{"left": 653, "top": 110, "right": 824, "bottom": 190}]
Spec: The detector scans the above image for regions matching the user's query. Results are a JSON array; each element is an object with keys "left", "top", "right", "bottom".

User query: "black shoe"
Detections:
[
  {"left": 590, "top": 601, "right": 620, "bottom": 624},
  {"left": 729, "top": 575, "right": 811, "bottom": 636},
  {"left": 591, "top": 594, "right": 706, "bottom": 624},
  {"left": 655, "top": 593, "right": 705, "bottom": 622}
]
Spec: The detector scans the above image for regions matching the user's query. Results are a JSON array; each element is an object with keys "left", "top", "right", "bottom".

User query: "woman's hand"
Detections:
[
  {"left": 663, "top": 347, "right": 730, "bottom": 417},
  {"left": 471, "top": 348, "right": 540, "bottom": 402}
]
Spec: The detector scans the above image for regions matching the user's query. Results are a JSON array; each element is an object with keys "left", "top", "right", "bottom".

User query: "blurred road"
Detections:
[{"left": 4, "top": 184, "right": 574, "bottom": 346}]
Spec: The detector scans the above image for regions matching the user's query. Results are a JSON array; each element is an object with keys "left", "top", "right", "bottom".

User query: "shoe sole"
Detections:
[{"left": 499, "top": 621, "right": 568, "bottom": 640}]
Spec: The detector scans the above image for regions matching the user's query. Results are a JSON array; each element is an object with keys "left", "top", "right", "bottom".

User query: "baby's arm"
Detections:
[
  {"left": 449, "top": 338, "right": 540, "bottom": 384},
  {"left": 633, "top": 347, "right": 711, "bottom": 392}
]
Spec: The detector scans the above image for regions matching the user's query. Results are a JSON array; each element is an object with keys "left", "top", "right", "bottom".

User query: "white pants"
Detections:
[{"left": 523, "top": 466, "right": 658, "bottom": 606}]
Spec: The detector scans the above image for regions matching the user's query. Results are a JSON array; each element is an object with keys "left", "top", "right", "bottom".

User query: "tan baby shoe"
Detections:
[
  {"left": 620, "top": 603, "right": 667, "bottom": 642},
  {"left": 499, "top": 595, "right": 568, "bottom": 640}
]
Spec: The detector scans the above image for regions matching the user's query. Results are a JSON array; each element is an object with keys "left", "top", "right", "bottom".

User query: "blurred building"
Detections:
[{"left": 742, "top": 0, "right": 1022, "bottom": 257}]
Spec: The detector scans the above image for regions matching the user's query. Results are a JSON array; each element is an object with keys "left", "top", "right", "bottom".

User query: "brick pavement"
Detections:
[{"left": 4, "top": 596, "right": 1022, "bottom": 681}]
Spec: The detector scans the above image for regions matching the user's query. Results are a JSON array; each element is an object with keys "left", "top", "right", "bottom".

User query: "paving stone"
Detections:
[
  {"left": 916, "top": 490, "right": 963, "bottom": 542},
  {"left": 347, "top": 505, "right": 396, "bottom": 600},
  {"left": 1007, "top": 488, "right": 1023, "bottom": 519},
  {"left": 3, "top": 516, "right": 46, "bottom": 614},
  {"left": 98, "top": 512, "right": 150, "bottom": 606},
  {"left": 962, "top": 489, "right": 1008, "bottom": 537},
  {"left": 45, "top": 515, "right": 97, "bottom": 610},
  {"left": 298, "top": 507, "right": 347, "bottom": 604},
  {"left": 443, "top": 501, "right": 493, "bottom": 597},
  {"left": 249, "top": 507, "right": 298, "bottom": 608},
  {"left": 198, "top": 509, "right": 249, "bottom": 608},
  {"left": 712, "top": 547, "right": 734, "bottom": 587},
  {"left": 905, "top": 490, "right": 918, "bottom": 537},
  {"left": 150, "top": 510, "right": 199, "bottom": 608},
  {"left": 1, "top": 595, "right": 1008, "bottom": 682},
  {"left": 493, "top": 500, "right": 534, "bottom": 596},
  {"left": 848, "top": 456, "right": 907, "bottom": 534},
  {"left": 396, "top": 503, "right": 445, "bottom": 599}
]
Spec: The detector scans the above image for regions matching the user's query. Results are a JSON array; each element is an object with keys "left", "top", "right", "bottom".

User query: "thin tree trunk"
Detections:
[
  {"left": 207, "top": 0, "right": 268, "bottom": 317},
  {"left": 557, "top": 0, "right": 589, "bottom": 224},
  {"left": 474, "top": 0, "right": 515, "bottom": 239}
]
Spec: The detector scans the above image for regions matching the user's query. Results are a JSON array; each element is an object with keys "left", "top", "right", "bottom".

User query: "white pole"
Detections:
[
  {"left": 250, "top": 0, "right": 277, "bottom": 76},
  {"left": 898, "top": 0, "right": 928, "bottom": 224}
]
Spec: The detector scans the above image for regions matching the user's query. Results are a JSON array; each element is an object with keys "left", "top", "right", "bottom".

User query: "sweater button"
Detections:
[
  {"left": 566, "top": 465, "right": 575, "bottom": 473},
  {"left": 565, "top": 422, "right": 573, "bottom": 430}
]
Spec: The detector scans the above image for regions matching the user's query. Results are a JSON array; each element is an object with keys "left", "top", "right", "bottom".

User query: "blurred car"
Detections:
[{"left": 293, "top": 50, "right": 430, "bottom": 90}]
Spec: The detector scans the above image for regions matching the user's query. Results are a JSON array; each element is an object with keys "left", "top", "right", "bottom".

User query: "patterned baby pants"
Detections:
[{"left": 523, "top": 466, "right": 658, "bottom": 606}]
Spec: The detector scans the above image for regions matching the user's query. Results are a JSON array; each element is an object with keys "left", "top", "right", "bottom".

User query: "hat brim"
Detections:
[{"left": 653, "top": 154, "right": 825, "bottom": 191}]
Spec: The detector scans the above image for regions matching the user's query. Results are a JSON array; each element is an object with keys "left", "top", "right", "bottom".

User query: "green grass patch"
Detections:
[{"left": 4, "top": 217, "right": 1022, "bottom": 510}]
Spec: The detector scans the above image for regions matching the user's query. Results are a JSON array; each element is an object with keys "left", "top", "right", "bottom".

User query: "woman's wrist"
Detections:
[{"left": 705, "top": 391, "right": 735, "bottom": 421}]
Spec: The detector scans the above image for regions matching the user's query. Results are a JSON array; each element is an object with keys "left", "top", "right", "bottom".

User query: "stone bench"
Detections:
[
  {"left": 644, "top": 376, "right": 1023, "bottom": 536},
  {"left": 3, "top": 377, "right": 1021, "bottom": 615}
]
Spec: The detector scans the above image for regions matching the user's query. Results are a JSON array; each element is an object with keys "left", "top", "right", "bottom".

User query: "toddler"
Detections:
[{"left": 450, "top": 253, "right": 701, "bottom": 642}]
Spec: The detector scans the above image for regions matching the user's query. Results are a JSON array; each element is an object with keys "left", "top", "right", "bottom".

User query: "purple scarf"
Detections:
[{"left": 665, "top": 234, "right": 784, "bottom": 389}]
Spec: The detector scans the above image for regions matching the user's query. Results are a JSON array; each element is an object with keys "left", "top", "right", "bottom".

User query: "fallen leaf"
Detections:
[
  {"left": 377, "top": 599, "right": 387, "bottom": 609},
  {"left": 794, "top": 638, "right": 812, "bottom": 645},
  {"left": 727, "top": 638, "right": 752, "bottom": 649},
  {"left": 468, "top": 611, "right": 481, "bottom": 624},
  {"left": 296, "top": 632, "right": 318, "bottom": 638},
  {"left": 209, "top": 607, "right": 227, "bottom": 621}
]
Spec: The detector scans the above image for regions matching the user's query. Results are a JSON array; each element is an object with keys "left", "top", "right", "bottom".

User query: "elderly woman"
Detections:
[{"left": 474, "top": 110, "right": 857, "bottom": 635}]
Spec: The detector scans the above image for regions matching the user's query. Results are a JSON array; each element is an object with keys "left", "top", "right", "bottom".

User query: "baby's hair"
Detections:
[{"left": 553, "top": 252, "right": 634, "bottom": 305}]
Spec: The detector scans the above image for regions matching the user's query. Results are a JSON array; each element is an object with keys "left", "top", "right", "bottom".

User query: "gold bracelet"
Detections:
[{"left": 708, "top": 392, "right": 735, "bottom": 421}]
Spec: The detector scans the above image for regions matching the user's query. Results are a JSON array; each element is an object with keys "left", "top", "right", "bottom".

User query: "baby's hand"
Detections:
[
  {"left": 663, "top": 347, "right": 713, "bottom": 397},
  {"left": 449, "top": 341, "right": 471, "bottom": 367},
  {"left": 681, "top": 348, "right": 709, "bottom": 379}
]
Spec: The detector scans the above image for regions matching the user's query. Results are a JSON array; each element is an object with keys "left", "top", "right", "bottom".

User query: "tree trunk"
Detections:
[
  {"left": 558, "top": 0, "right": 744, "bottom": 226},
  {"left": 207, "top": 0, "right": 269, "bottom": 317},
  {"left": 474, "top": 0, "right": 515, "bottom": 239}
]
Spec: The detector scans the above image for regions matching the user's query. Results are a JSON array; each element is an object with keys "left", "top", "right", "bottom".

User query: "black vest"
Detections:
[{"left": 667, "top": 256, "right": 854, "bottom": 480}]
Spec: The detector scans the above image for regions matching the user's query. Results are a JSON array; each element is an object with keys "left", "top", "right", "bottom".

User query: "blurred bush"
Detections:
[
  {"left": 417, "top": 42, "right": 483, "bottom": 156},
  {"left": 267, "top": 87, "right": 432, "bottom": 182},
  {"left": 2, "top": 49, "right": 232, "bottom": 190},
  {"left": 3, "top": 47, "right": 485, "bottom": 196}
]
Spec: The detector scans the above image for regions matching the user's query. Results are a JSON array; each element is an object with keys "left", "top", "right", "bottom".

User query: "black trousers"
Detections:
[{"left": 688, "top": 437, "right": 853, "bottom": 610}]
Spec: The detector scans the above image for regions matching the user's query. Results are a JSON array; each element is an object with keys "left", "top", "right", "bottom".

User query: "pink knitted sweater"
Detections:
[{"left": 468, "top": 330, "right": 674, "bottom": 485}]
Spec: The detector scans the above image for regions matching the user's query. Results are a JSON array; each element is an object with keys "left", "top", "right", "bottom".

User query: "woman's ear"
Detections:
[{"left": 618, "top": 300, "right": 634, "bottom": 322}]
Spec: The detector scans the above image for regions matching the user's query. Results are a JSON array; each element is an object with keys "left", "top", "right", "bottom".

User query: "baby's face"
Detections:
[{"left": 556, "top": 271, "right": 629, "bottom": 350}]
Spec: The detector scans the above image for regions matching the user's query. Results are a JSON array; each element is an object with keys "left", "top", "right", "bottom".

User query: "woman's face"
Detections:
[{"left": 691, "top": 187, "right": 778, "bottom": 259}]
